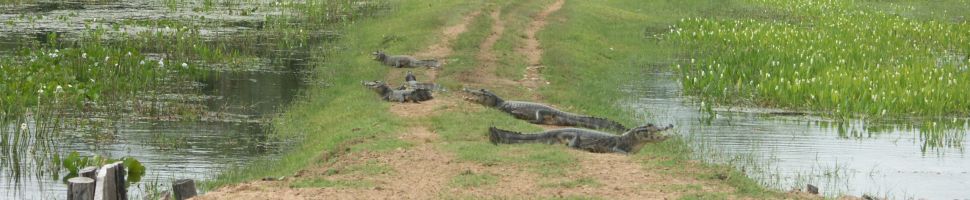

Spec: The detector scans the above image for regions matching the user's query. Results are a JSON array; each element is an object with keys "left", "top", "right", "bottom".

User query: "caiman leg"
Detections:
[
  {"left": 611, "top": 147, "right": 630, "bottom": 155},
  {"left": 531, "top": 110, "right": 557, "bottom": 124}
]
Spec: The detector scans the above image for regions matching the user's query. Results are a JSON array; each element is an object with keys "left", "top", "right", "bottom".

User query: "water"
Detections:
[
  {"left": 0, "top": 69, "right": 308, "bottom": 199},
  {"left": 0, "top": 0, "right": 316, "bottom": 199},
  {"left": 625, "top": 72, "right": 970, "bottom": 199}
]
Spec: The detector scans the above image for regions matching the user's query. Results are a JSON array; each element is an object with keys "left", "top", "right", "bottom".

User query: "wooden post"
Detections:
[
  {"left": 93, "top": 162, "right": 126, "bottom": 200},
  {"left": 79, "top": 166, "right": 98, "bottom": 179},
  {"left": 172, "top": 179, "right": 197, "bottom": 200},
  {"left": 67, "top": 177, "right": 95, "bottom": 200}
]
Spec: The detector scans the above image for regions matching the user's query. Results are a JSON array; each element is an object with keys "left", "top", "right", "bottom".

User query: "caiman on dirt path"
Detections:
[
  {"left": 489, "top": 124, "right": 673, "bottom": 154},
  {"left": 462, "top": 88, "right": 628, "bottom": 132}
]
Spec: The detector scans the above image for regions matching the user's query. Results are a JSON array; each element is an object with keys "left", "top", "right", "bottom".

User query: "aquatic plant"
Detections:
[
  {"left": 61, "top": 151, "right": 147, "bottom": 184},
  {"left": 667, "top": 0, "right": 970, "bottom": 118}
]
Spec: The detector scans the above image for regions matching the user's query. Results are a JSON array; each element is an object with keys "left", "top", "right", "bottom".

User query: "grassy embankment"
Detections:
[
  {"left": 670, "top": 0, "right": 970, "bottom": 118},
  {"left": 209, "top": 0, "right": 797, "bottom": 198},
  {"left": 204, "top": 0, "right": 484, "bottom": 189}
]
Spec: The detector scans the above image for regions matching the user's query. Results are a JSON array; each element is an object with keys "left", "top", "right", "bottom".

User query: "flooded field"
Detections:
[
  {"left": 0, "top": 0, "right": 382, "bottom": 199},
  {"left": 627, "top": 72, "right": 970, "bottom": 199}
]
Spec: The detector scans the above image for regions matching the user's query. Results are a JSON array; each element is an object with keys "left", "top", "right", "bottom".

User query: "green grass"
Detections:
[
  {"left": 669, "top": 0, "right": 970, "bottom": 118},
  {"left": 538, "top": 0, "right": 789, "bottom": 198},
  {"left": 204, "top": 0, "right": 485, "bottom": 189},
  {"left": 200, "top": 0, "right": 821, "bottom": 198}
]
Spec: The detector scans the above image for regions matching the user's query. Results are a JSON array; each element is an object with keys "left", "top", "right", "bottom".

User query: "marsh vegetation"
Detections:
[{"left": 0, "top": 0, "right": 386, "bottom": 198}]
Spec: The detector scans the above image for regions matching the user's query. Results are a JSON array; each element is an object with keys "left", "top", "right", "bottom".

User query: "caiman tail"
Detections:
[
  {"left": 415, "top": 59, "right": 440, "bottom": 69},
  {"left": 488, "top": 127, "right": 553, "bottom": 145},
  {"left": 562, "top": 115, "right": 628, "bottom": 133}
]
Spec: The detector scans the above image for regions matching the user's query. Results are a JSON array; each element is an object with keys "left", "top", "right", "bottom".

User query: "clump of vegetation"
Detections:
[
  {"left": 668, "top": 0, "right": 970, "bottom": 118},
  {"left": 61, "top": 151, "right": 147, "bottom": 184}
]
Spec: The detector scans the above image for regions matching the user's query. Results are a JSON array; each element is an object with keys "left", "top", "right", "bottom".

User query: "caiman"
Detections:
[
  {"left": 488, "top": 124, "right": 673, "bottom": 154},
  {"left": 372, "top": 50, "right": 440, "bottom": 68},
  {"left": 399, "top": 71, "right": 445, "bottom": 91},
  {"left": 363, "top": 80, "right": 433, "bottom": 103},
  {"left": 462, "top": 88, "right": 628, "bottom": 132}
]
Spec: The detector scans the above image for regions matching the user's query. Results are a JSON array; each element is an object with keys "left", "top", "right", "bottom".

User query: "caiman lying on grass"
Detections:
[
  {"left": 400, "top": 71, "right": 445, "bottom": 91},
  {"left": 489, "top": 124, "right": 673, "bottom": 154},
  {"left": 372, "top": 50, "right": 440, "bottom": 68},
  {"left": 363, "top": 80, "right": 433, "bottom": 103},
  {"left": 462, "top": 88, "right": 628, "bottom": 132}
]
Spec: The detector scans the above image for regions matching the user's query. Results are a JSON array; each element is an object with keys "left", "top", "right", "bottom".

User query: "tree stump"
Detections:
[
  {"left": 79, "top": 166, "right": 98, "bottom": 179},
  {"left": 172, "top": 179, "right": 197, "bottom": 200},
  {"left": 67, "top": 177, "right": 95, "bottom": 200},
  {"left": 93, "top": 162, "right": 126, "bottom": 200},
  {"left": 806, "top": 184, "right": 819, "bottom": 195}
]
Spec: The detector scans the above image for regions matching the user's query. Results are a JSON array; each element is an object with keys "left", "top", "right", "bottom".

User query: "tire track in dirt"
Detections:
[
  {"left": 459, "top": 8, "right": 518, "bottom": 87},
  {"left": 519, "top": 0, "right": 564, "bottom": 99}
]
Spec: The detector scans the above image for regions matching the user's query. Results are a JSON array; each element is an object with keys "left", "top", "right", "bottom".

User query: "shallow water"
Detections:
[
  {"left": 0, "top": 69, "right": 308, "bottom": 199},
  {"left": 0, "top": 0, "right": 314, "bottom": 199},
  {"left": 625, "top": 72, "right": 970, "bottom": 199}
]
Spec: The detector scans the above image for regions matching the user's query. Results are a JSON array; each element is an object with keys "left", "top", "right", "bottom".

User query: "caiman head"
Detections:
[
  {"left": 461, "top": 88, "right": 504, "bottom": 107},
  {"left": 627, "top": 123, "right": 673, "bottom": 143},
  {"left": 405, "top": 71, "right": 417, "bottom": 82},
  {"left": 371, "top": 50, "right": 387, "bottom": 61}
]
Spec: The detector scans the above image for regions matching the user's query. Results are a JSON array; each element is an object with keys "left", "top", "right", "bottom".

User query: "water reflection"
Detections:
[
  {"left": 625, "top": 72, "right": 970, "bottom": 199},
  {"left": 0, "top": 69, "right": 305, "bottom": 199}
]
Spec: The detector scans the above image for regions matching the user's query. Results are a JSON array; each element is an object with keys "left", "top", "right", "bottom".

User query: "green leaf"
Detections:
[
  {"left": 123, "top": 157, "right": 146, "bottom": 183},
  {"left": 62, "top": 151, "right": 80, "bottom": 174}
]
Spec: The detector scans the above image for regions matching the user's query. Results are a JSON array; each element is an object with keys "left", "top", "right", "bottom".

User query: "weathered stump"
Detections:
[
  {"left": 172, "top": 179, "right": 197, "bottom": 200},
  {"left": 93, "top": 162, "right": 126, "bottom": 200},
  {"left": 806, "top": 184, "right": 819, "bottom": 195},
  {"left": 79, "top": 166, "right": 98, "bottom": 179},
  {"left": 67, "top": 177, "right": 96, "bottom": 200}
]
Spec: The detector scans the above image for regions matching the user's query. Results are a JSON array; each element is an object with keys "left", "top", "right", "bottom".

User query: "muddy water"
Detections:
[
  {"left": 625, "top": 72, "right": 970, "bottom": 199},
  {"left": 0, "top": 1, "right": 314, "bottom": 199}
]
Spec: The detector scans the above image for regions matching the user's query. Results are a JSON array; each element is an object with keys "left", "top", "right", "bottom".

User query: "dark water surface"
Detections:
[{"left": 626, "top": 72, "right": 969, "bottom": 199}]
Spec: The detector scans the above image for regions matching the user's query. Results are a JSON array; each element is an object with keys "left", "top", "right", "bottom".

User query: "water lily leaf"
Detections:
[{"left": 123, "top": 157, "right": 145, "bottom": 183}]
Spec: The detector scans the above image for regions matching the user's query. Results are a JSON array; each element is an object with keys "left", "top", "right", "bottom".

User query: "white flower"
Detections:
[
  {"left": 181, "top": 63, "right": 188, "bottom": 68},
  {"left": 139, "top": 60, "right": 146, "bottom": 65},
  {"left": 37, "top": 89, "right": 44, "bottom": 94},
  {"left": 81, "top": 53, "right": 87, "bottom": 59},
  {"left": 104, "top": 56, "right": 110, "bottom": 62},
  {"left": 158, "top": 59, "right": 165, "bottom": 67},
  {"left": 127, "top": 51, "right": 132, "bottom": 56},
  {"left": 55, "top": 85, "right": 63, "bottom": 93},
  {"left": 20, "top": 123, "right": 27, "bottom": 131}
]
